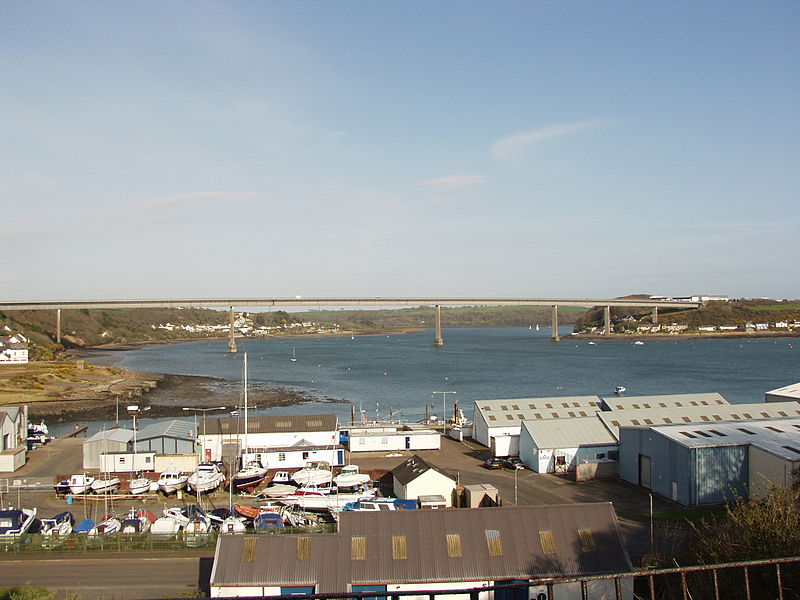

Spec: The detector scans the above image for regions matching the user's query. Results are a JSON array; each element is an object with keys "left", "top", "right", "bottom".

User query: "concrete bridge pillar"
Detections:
[
  {"left": 551, "top": 305, "right": 560, "bottom": 341},
  {"left": 228, "top": 307, "right": 237, "bottom": 353},
  {"left": 433, "top": 305, "right": 444, "bottom": 347},
  {"left": 652, "top": 306, "right": 659, "bottom": 325},
  {"left": 604, "top": 306, "right": 612, "bottom": 335},
  {"left": 56, "top": 309, "right": 61, "bottom": 345}
]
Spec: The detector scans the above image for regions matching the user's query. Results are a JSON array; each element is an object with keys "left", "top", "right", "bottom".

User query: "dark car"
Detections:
[
  {"left": 483, "top": 457, "right": 504, "bottom": 469},
  {"left": 503, "top": 457, "right": 525, "bottom": 470}
]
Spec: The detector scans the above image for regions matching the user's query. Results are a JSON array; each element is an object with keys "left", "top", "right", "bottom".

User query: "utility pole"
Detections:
[{"left": 432, "top": 391, "right": 457, "bottom": 436}]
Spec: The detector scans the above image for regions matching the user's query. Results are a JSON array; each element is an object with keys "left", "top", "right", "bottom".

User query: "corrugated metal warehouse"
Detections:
[
  {"left": 765, "top": 382, "right": 800, "bottom": 404},
  {"left": 618, "top": 417, "right": 800, "bottom": 506},
  {"left": 134, "top": 419, "right": 196, "bottom": 455},
  {"left": 519, "top": 417, "right": 618, "bottom": 473},
  {"left": 82, "top": 428, "right": 133, "bottom": 470},
  {"left": 600, "top": 392, "right": 728, "bottom": 411},
  {"left": 209, "top": 503, "right": 633, "bottom": 599},
  {"left": 472, "top": 396, "right": 602, "bottom": 456}
]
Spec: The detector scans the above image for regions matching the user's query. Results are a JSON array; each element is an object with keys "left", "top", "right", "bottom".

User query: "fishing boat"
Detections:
[
  {"left": 333, "top": 465, "right": 371, "bottom": 489},
  {"left": 39, "top": 511, "right": 74, "bottom": 537},
  {"left": 69, "top": 474, "right": 96, "bottom": 495},
  {"left": 157, "top": 469, "right": 189, "bottom": 495},
  {"left": 231, "top": 460, "right": 268, "bottom": 492},
  {"left": 614, "top": 386, "right": 627, "bottom": 395},
  {"left": 90, "top": 476, "right": 121, "bottom": 494},
  {"left": 187, "top": 462, "right": 225, "bottom": 494},
  {"left": 0, "top": 508, "right": 37, "bottom": 537}
]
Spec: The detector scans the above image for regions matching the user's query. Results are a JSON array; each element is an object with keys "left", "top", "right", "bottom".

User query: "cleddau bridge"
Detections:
[{"left": 0, "top": 296, "right": 702, "bottom": 349}]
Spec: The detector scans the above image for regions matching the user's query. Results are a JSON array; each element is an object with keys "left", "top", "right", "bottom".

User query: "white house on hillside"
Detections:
[{"left": 0, "top": 333, "right": 29, "bottom": 364}]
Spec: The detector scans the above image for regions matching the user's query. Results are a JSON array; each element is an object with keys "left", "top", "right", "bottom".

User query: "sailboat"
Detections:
[
  {"left": 232, "top": 353, "right": 267, "bottom": 492},
  {"left": 290, "top": 347, "right": 297, "bottom": 362}
]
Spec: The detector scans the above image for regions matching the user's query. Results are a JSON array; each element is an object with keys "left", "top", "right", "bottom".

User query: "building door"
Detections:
[
  {"left": 639, "top": 454, "right": 652, "bottom": 489},
  {"left": 405, "top": 436, "right": 411, "bottom": 449},
  {"left": 351, "top": 584, "right": 387, "bottom": 600}
]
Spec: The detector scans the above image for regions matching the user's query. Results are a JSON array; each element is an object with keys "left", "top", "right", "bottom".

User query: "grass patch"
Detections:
[
  {"left": 750, "top": 304, "right": 800, "bottom": 312},
  {"left": 0, "top": 588, "right": 53, "bottom": 600}
]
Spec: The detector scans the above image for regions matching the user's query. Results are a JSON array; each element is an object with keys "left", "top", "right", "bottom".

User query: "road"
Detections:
[{"left": 0, "top": 554, "right": 211, "bottom": 599}]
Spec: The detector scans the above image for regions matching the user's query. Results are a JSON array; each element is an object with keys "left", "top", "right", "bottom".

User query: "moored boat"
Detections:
[
  {"left": 129, "top": 475, "right": 155, "bottom": 495},
  {"left": 40, "top": 511, "right": 74, "bottom": 537},
  {"left": 187, "top": 463, "right": 225, "bottom": 494},
  {"left": 90, "top": 515, "right": 121, "bottom": 535},
  {"left": 253, "top": 512, "right": 284, "bottom": 532},
  {"left": 0, "top": 508, "right": 37, "bottom": 537},
  {"left": 90, "top": 477, "right": 121, "bottom": 494},
  {"left": 231, "top": 460, "right": 268, "bottom": 492},
  {"left": 292, "top": 462, "right": 333, "bottom": 486},
  {"left": 151, "top": 516, "right": 181, "bottom": 536},
  {"left": 69, "top": 474, "right": 96, "bottom": 495},
  {"left": 157, "top": 469, "right": 189, "bottom": 495},
  {"left": 74, "top": 518, "right": 95, "bottom": 534},
  {"left": 333, "top": 465, "right": 371, "bottom": 489}
]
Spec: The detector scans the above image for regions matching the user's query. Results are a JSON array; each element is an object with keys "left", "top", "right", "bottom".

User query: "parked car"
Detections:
[
  {"left": 482, "top": 457, "right": 504, "bottom": 469},
  {"left": 504, "top": 457, "right": 525, "bottom": 470}
]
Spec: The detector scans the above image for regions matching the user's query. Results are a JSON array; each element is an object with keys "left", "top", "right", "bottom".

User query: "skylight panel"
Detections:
[
  {"left": 782, "top": 446, "right": 800, "bottom": 455},
  {"left": 296, "top": 537, "right": 311, "bottom": 561},
  {"left": 578, "top": 529, "right": 596, "bottom": 552},
  {"left": 351, "top": 537, "right": 366, "bottom": 560},
  {"left": 485, "top": 530, "right": 503, "bottom": 556},
  {"left": 538, "top": 530, "right": 556, "bottom": 554},
  {"left": 738, "top": 428, "right": 756, "bottom": 435},
  {"left": 446, "top": 534, "right": 462, "bottom": 558},
  {"left": 241, "top": 537, "right": 257, "bottom": 562},
  {"left": 392, "top": 535, "right": 407, "bottom": 560},
  {"left": 680, "top": 432, "right": 697, "bottom": 439}
]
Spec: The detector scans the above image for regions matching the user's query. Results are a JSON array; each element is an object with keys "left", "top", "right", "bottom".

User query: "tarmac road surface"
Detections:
[{"left": 0, "top": 554, "right": 211, "bottom": 599}]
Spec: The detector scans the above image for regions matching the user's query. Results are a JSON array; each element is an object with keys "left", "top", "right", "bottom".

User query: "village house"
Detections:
[
  {"left": 0, "top": 405, "right": 28, "bottom": 471},
  {"left": 0, "top": 333, "right": 29, "bottom": 364}
]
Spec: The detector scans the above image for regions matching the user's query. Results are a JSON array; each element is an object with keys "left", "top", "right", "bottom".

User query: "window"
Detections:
[
  {"left": 392, "top": 535, "right": 407, "bottom": 559},
  {"left": 561, "top": 403, "right": 569, "bottom": 408},
  {"left": 119, "top": 457, "right": 126, "bottom": 464},
  {"left": 573, "top": 402, "right": 579, "bottom": 408},
  {"left": 551, "top": 413, "right": 559, "bottom": 419},
  {"left": 506, "top": 415, "right": 514, "bottom": 421},
  {"left": 485, "top": 530, "right": 502, "bottom": 556},
  {"left": 633, "top": 404, "right": 640, "bottom": 409},
  {"left": 690, "top": 401, "right": 698, "bottom": 406},
  {"left": 511, "top": 404, "right": 519, "bottom": 410},
  {"left": 743, "top": 413, "right": 753, "bottom": 419},
  {"left": 302, "top": 452, "right": 309, "bottom": 460},
  {"left": 500, "top": 405, "right": 508, "bottom": 411},
  {"left": 631, "top": 419, "right": 640, "bottom": 426},
  {"left": 534, "top": 413, "right": 542, "bottom": 419},
  {"left": 517, "top": 413, "right": 525, "bottom": 420},
  {"left": 538, "top": 530, "right": 556, "bottom": 554},
  {"left": 578, "top": 529, "right": 596, "bottom": 552},
  {"left": 446, "top": 534, "right": 462, "bottom": 558},
  {"left": 279, "top": 452, "right": 286, "bottom": 461},
  {"left": 579, "top": 411, "right": 587, "bottom": 417},
  {"left": 644, "top": 419, "right": 653, "bottom": 425},
  {"left": 675, "top": 402, "right": 683, "bottom": 407},
  {"left": 351, "top": 537, "right": 366, "bottom": 560},
  {"left": 358, "top": 438, "right": 366, "bottom": 445},
  {"left": 611, "top": 420, "right": 620, "bottom": 427},
  {"left": 381, "top": 437, "right": 388, "bottom": 444},
  {"left": 568, "top": 412, "right": 576, "bottom": 418},
  {"left": 595, "top": 453, "right": 606, "bottom": 460},
  {"left": 145, "top": 456, "right": 151, "bottom": 463},
  {"left": 663, "top": 418, "right": 673, "bottom": 424},
  {"left": 608, "top": 451, "right": 619, "bottom": 460},
  {"left": 681, "top": 417, "right": 692, "bottom": 423},
  {"left": 545, "top": 403, "right": 553, "bottom": 409},
  {"left": 528, "top": 404, "right": 536, "bottom": 410},
  {"left": 761, "top": 413, "right": 770, "bottom": 418},
  {"left": 659, "top": 403, "right": 667, "bottom": 408},
  {"left": 489, "top": 415, "right": 497, "bottom": 422},
  {"left": 700, "top": 416, "right": 710, "bottom": 422},
  {"left": 779, "top": 411, "right": 788, "bottom": 417},
  {"left": 713, "top": 415, "right": 722, "bottom": 420}
]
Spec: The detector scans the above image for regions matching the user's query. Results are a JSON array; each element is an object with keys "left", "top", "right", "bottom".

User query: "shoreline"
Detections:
[{"left": 572, "top": 330, "right": 800, "bottom": 341}]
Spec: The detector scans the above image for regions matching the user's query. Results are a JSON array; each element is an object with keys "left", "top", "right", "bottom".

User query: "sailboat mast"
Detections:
[{"left": 243, "top": 352, "right": 248, "bottom": 461}]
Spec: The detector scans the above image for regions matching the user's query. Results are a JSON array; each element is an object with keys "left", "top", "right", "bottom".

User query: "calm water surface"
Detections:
[{"left": 59, "top": 328, "right": 799, "bottom": 436}]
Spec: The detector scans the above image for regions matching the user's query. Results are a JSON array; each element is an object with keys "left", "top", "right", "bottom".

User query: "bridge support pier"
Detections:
[
  {"left": 56, "top": 309, "right": 61, "bottom": 345},
  {"left": 433, "top": 305, "right": 444, "bottom": 347},
  {"left": 604, "top": 306, "right": 612, "bottom": 335},
  {"left": 551, "top": 305, "right": 560, "bottom": 341},
  {"left": 227, "top": 307, "right": 237, "bottom": 353},
  {"left": 652, "top": 306, "right": 659, "bottom": 325}
]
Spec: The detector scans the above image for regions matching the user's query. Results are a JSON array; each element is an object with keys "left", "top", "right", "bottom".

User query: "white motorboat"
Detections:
[
  {"left": 614, "top": 386, "right": 627, "bottom": 395},
  {"left": 129, "top": 475, "right": 154, "bottom": 495},
  {"left": 69, "top": 474, "right": 96, "bottom": 495},
  {"left": 0, "top": 508, "right": 37, "bottom": 537},
  {"left": 91, "top": 477, "right": 121, "bottom": 494},
  {"left": 187, "top": 463, "right": 225, "bottom": 494},
  {"left": 163, "top": 504, "right": 209, "bottom": 528},
  {"left": 634, "top": 340, "right": 645, "bottom": 346},
  {"left": 151, "top": 516, "right": 181, "bottom": 536},
  {"left": 231, "top": 460, "right": 268, "bottom": 492},
  {"left": 219, "top": 515, "right": 247, "bottom": 533},
  {"left": 341, "top": 497, "right": 417, "bottom": 512},
  {"left": 40, "top": 511, "right": 74, "bottom": 537},
  {"left": 157, "top": 469, "right": 189, "bottom": 495},
  {"left": 292, "top": 462, "right": 333, "bottom": 486},
  {"left": 258, "top": 483, "right": 298, "bottom": 498},
  {"left": 277, "top": 488, "right": 377, "bottom": 513},
  {"left": 333, "top": 465, "right": 371, "bottom": 489}
]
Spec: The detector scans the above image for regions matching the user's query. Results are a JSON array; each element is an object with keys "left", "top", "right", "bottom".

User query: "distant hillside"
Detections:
[{"left": 575, "top": 299, "right": 800, "bottom": 333}]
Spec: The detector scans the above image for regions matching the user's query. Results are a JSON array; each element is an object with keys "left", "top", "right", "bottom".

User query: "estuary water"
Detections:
[{"left": 60, "top": 327, "right": 799, "bottom": 437}]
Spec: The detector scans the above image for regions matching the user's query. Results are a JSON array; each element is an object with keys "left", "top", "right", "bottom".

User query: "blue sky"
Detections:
[{"left": 2, "top": 1, "right": 798, "bottom": 301}]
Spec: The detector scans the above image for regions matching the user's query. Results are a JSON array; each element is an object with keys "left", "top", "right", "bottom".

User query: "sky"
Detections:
[{"left": 2, "top": 1, "right": 798, "bottom": 302}]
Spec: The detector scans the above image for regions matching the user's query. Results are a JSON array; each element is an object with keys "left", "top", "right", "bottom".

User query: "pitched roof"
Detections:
[
  {"left": 136, "top": 419, "right": 195, "bottom": 441},
  {"left": 86, "top": 428, "right": 134, "bottom": 444},
  {"left": 203, "top": 414, "right": 338, "bottom": 435},
  {"left": 476, "top": 396, "right": 603, "bottom": 425},
  {"left": 210, "top": 503, "right": 633, "bottom": 593},
  {"left": 392, "top": 454, "right": 452, "bottom": 485},
  {"left": 602, "top": 392, "right": 728, "bottom": 411},
  {"left": 598, "top": 402, "right": 800, "bottom": 436},
  {"left": 522, "top": 416, "right": 617, "bottom": 448}
]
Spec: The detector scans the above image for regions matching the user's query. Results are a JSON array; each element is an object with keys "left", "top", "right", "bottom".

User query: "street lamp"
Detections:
[
  {"left": 182, "top": 406, "right": 226, "bottom": 461},
  {"left": 432, "top": 391, "right": 456, "bottom": 436}
]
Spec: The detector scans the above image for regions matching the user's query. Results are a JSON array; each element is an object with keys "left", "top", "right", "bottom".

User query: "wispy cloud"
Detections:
[
  {"left": 490, "top": 119, "right": 610, "bottom": 162},
  {"left": 419, "top": 174, "right": 487, "bottom": 191},
  {"left": 128, "top": 191, "right": 267, "bottom": 213}
]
